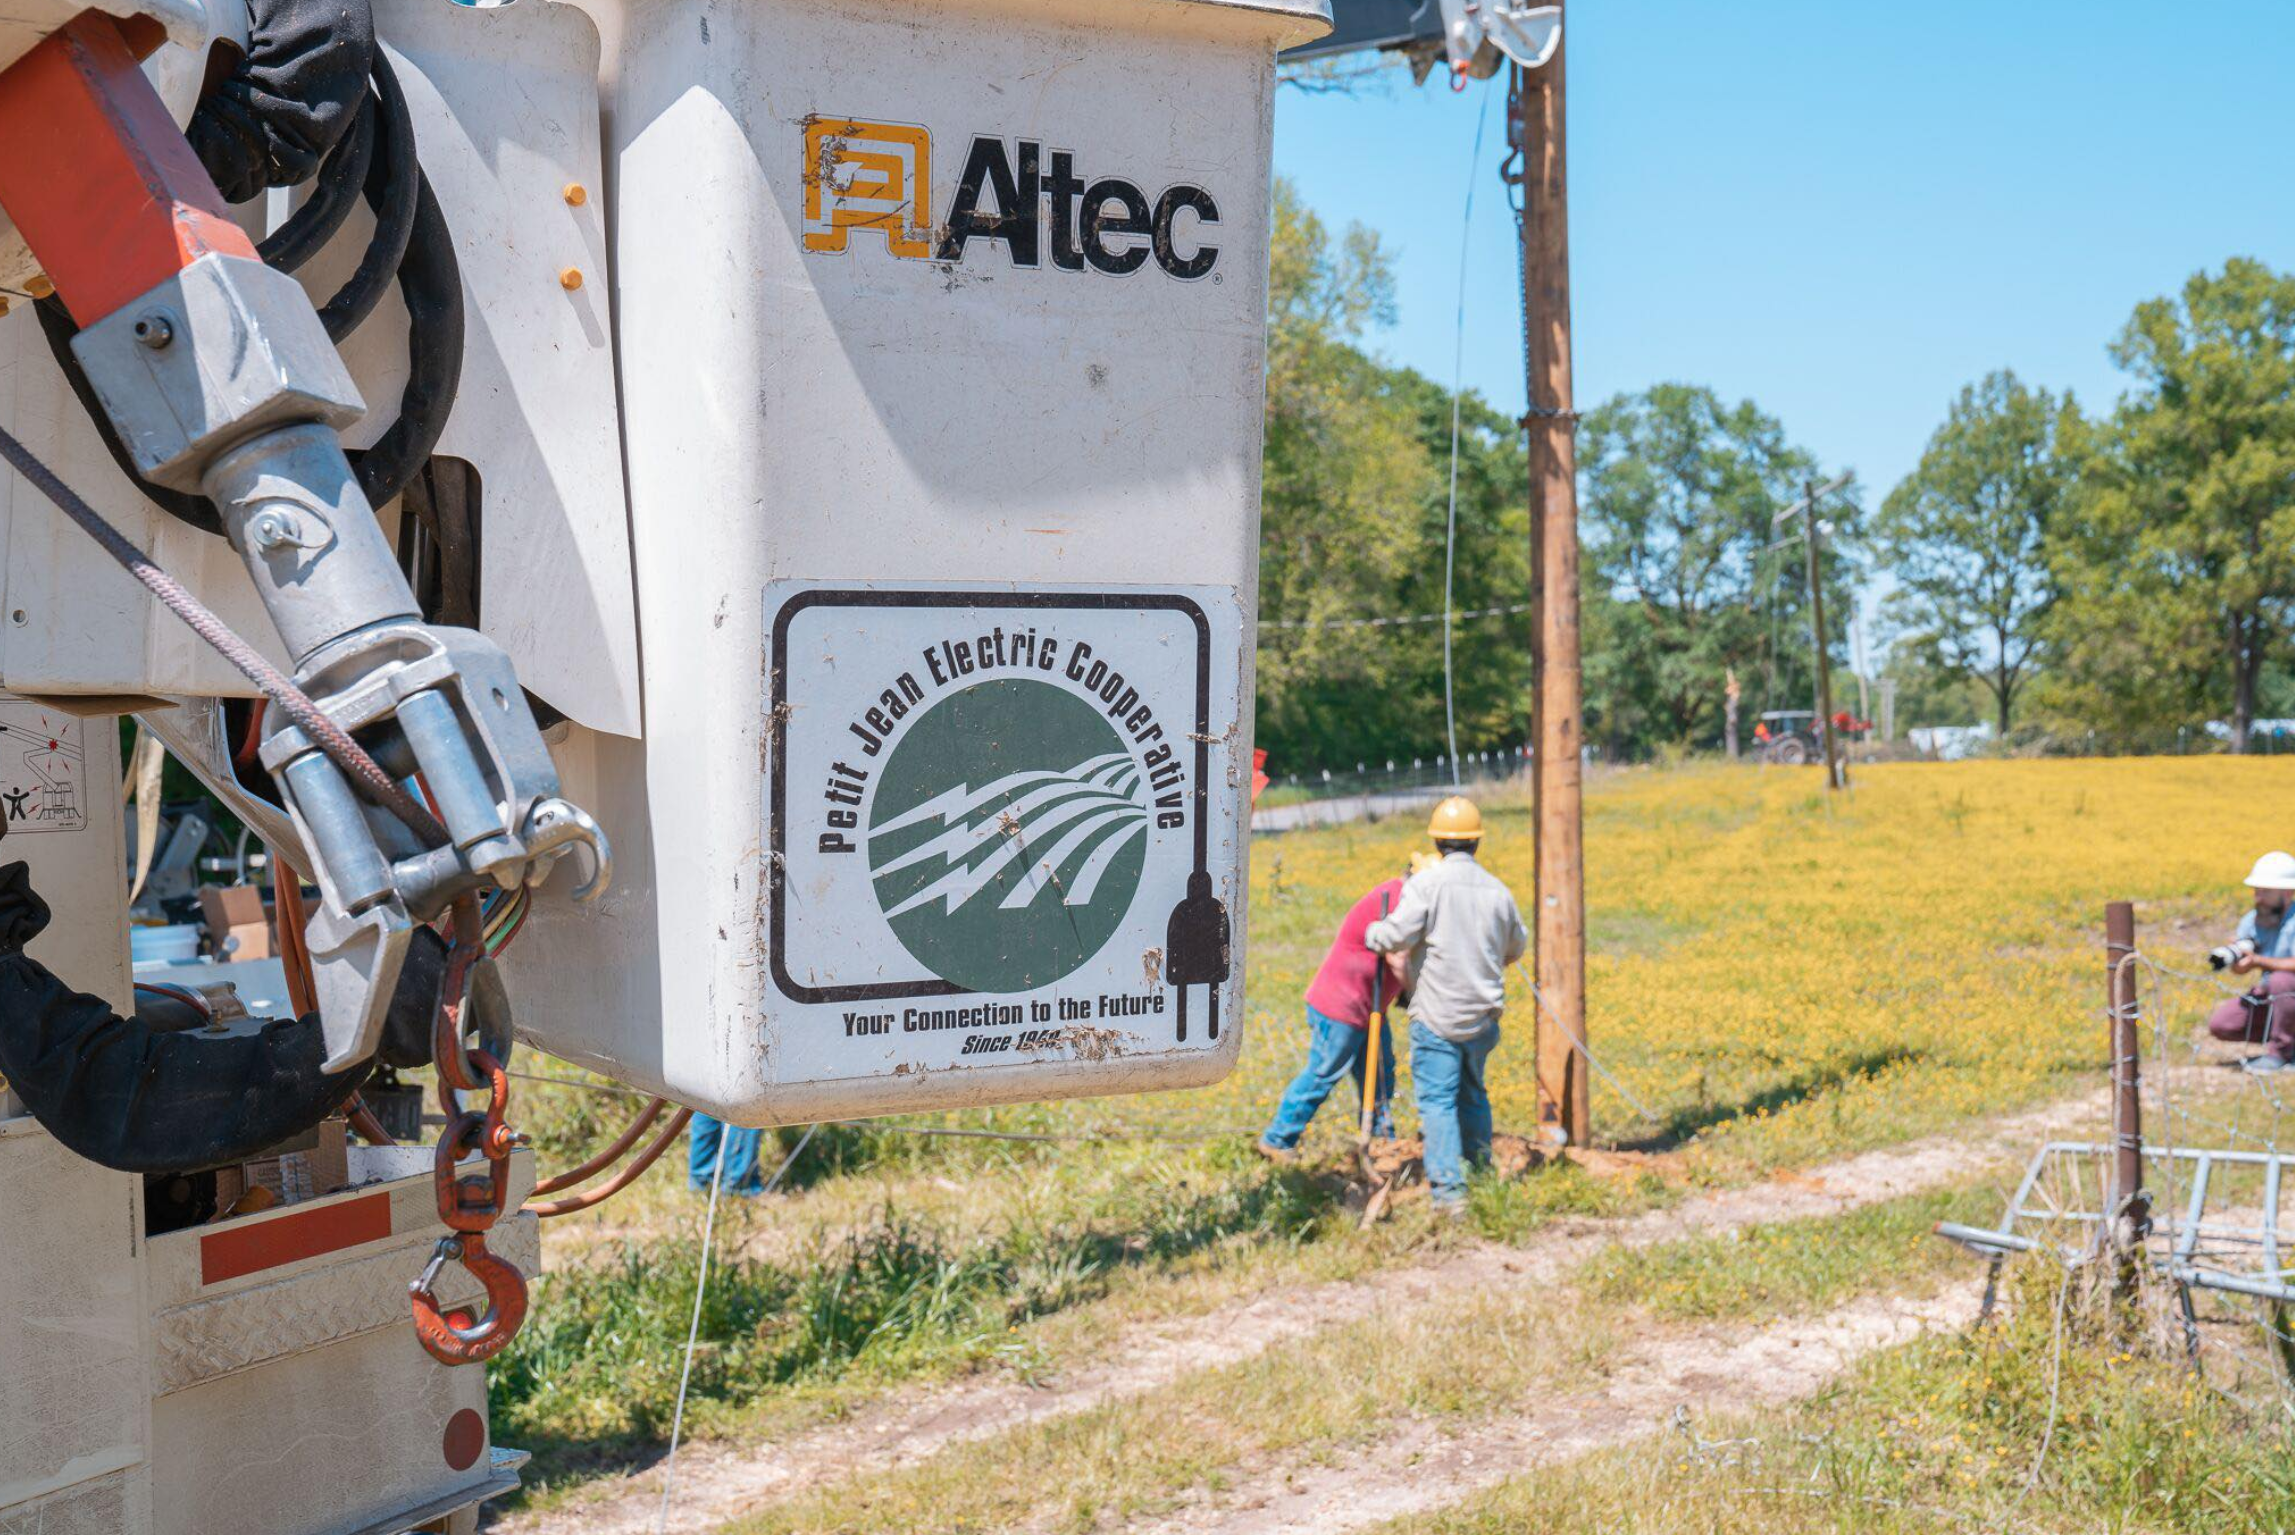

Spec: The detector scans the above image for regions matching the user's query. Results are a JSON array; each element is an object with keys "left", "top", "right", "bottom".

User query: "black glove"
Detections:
[
  {"left": 0, "top": 862, "right": 406, "bottom": 1173},
  {"left": 0, "top": 861, "right": 51, "bottom": 955}
]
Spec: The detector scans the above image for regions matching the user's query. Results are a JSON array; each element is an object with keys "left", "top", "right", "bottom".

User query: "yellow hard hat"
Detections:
[{"left": 1427, "top": 795, "right": 1483, "bottom": 842}]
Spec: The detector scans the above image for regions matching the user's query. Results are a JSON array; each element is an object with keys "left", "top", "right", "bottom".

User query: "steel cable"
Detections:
[
  {"left": 658, "top": 1123, "right": 818, "bottom": 1535},
  {"left": 0, "top": 423, "right": 447, "bottom": 845},
  {"left": 1440, "top": 81, "right": 1496, "bottom": 789}
]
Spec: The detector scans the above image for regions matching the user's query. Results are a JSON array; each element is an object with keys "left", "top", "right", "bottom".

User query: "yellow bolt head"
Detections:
[
  {"left": 563, "top": 182, "right": 587, "bottom": 207},
  {"left": 559, "top": 267, "right": 584, "bottom": 291}
]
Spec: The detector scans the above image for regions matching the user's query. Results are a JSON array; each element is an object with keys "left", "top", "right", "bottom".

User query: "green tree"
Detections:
[
  {"left": 1255, "top": 180, "right": 1435, "bottom": 770},
  {"left": 1577, "top": 384, "right": 1851, "bottom": 755},
  {"left": 1253, "top": 181, "right": 1531, "bottom": 774},
  {"left": 2045, "top": 259, "right": 2295, "bottom": 752},
  {"left": 1876, "top": 642, "right": 1982, "bottom": 732},
  {"left": 1876, "top": 371, "right": 2076, "bottom": 734}
]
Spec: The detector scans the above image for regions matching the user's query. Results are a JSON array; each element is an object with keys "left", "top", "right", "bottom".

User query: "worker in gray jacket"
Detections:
[{"left": 1364, "top": 795, "right": 1528, "bottom": 1215}]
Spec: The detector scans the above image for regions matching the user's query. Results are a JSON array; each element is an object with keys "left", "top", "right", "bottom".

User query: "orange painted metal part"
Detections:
[
  {"left": 199, "top": 1190, "right": 394, "bottom": 1285},
  {"left": 0, "top": 11, "right": 257, "bottom": 326},
  {"left": 408, "top": 1230, "right": 530, "bottom": 1367}
]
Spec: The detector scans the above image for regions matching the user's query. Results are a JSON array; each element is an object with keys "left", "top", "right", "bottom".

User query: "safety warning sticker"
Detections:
[
  {"left": 0, "top": 696, "right": 87, "bottom": 835},
  {"left": 765, "top": 584, "right": 1244, "bottom": 1084}
]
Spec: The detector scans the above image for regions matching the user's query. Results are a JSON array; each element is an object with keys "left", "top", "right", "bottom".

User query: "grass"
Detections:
[
  {"left": 720, "top": 1260, "right": 1623, "bottom": 1535},
  {"left": 1228, "top": 758, "right": 2293, "bottom": 1180},
  {"left": 499, "top": 1138, "right": 1342, "bottom": 1485},
  {"left": 1390, "top": 1259, "right": 2295, "bottom": 1535},
  {"left": 710, "top": 1175, "right": 2021, "bottom": 1535},
  {"left": 1577, "top": 1182, "right": 2005, "bottom": 1323},
  {"left": 497, "top": 756, "right": 2295, "bottom": 1515},
  {"left": 1467, "top": 1156, "right": 1673, "bottom": 1241}
]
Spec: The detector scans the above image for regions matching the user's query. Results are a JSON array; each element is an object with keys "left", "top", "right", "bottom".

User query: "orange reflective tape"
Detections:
[
  {"left": 199, "top": 1191, "right": 393, "bottom": 1285},
  {"left": 0, "top": 12, "right": 256, "bottom": 325}
]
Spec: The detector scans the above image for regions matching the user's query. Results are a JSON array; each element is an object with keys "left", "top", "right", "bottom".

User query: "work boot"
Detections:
[{"left": 1253, "top": 1138, "right": 1297, "bottom": 1165}]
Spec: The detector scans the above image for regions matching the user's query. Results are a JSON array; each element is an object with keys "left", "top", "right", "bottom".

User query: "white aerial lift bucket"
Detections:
[
  {"left": 511, "top": 0, "right": 1331, "bottom": 1123},
  {"left": 0, "top": 1, "right": 1323, "bottom": 1528}
]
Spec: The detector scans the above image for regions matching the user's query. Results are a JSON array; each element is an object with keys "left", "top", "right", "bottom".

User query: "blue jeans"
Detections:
[
  {"left": 688, "top": 1113, "right": 767, "bottom": 1194},
  {"left": 1262, "top": 1006, "right": 1396, "bottom": 1148},
  {"left": 1410, "top": 1019, "right": 1499, "bottom": 1206}
]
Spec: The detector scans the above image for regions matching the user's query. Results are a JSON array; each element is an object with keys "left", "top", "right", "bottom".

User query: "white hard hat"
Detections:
[{"left": 2246, "top": 852, "right": 2295, "bottom": 891}]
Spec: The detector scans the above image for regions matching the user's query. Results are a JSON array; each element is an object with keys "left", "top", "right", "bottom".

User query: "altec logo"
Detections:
[{"left": 802, "top": 117, "right": 1221, "bottom": 280}]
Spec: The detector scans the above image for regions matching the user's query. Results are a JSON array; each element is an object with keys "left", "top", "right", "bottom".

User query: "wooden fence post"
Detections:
[{"left": 2106, "top": 900, "right": 2149, "bottom": 1263}]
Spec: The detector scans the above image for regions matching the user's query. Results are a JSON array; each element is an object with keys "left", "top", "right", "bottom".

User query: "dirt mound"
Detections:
[{"left": 1327, "top": 1130, "right": 1673, "bottom": 1217}]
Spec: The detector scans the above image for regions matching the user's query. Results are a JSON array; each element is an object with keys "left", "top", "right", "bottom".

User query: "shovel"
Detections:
[{"left": 1358, "top": 890, "right": 1395, "bottom": 1223}]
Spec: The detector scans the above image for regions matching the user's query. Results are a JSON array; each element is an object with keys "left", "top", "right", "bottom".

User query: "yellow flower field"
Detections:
[{"left": 1116, "top": 756, "right": 2284, "bottom": 1175}]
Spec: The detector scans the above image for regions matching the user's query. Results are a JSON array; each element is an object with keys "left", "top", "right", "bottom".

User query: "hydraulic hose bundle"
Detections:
[
  {"left": 0, "top": 0, "right": 469, "bottom": 1174},
  {"left": 0, "top": 0, "right": 609, "bottom": 1374},
  {"left": 33, "top": 0, "right": 464, "bottom": 538}
]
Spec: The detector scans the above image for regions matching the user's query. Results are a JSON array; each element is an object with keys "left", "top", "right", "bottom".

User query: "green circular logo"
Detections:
[{"left": 867, "top": 677, "right": 1149, "bottom": 992}]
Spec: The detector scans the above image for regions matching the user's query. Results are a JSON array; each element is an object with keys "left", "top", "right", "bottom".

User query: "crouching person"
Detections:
[
  {"left": 2209, "top": 852, "right": 2295, "bottom": 1075},
  {"left": 1365, "top": 797, "right": 1528, "bottom": 1216},
  {"left": 1255, "top": 864, "right": 1418, "bottom": 1160}
]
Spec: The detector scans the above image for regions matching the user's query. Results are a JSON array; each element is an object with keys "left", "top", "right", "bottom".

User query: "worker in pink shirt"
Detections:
[{"left": 1255, "top": 860, "right": 1419, "bottom": 1160}]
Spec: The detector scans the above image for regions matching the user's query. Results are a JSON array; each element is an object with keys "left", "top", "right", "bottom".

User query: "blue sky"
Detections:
[{"left": 1271, "top": 1, "right": 2295, "bottom": 542}]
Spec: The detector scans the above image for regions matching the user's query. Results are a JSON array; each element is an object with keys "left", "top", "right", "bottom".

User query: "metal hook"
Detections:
[
  {"left": 409, "top": 1233, "right": 529, "bottom": 1367},
  {"left": 521, "top": 796, "right": 613, "bottom": 903}
]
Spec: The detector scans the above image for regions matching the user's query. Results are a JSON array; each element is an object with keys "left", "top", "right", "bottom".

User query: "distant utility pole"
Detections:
[
  {"left": 1777, "top": 473, "right": 1851, "bottom": 791},
  {"left": 1802, "top": 480, "right": 1841, "bottom": 790},
  {"left": 1510, "top": 19, "right": 1588, "bottom": 1150}
]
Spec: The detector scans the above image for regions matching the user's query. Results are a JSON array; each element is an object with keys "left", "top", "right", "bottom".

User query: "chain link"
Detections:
[{"left": 409, "top": 894, "right": 529, "bottom": 1365}]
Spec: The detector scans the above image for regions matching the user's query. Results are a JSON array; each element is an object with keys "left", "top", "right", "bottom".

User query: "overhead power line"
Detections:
[{"left": 1258, "top": 601, "right": 1532, "bottom": 632}]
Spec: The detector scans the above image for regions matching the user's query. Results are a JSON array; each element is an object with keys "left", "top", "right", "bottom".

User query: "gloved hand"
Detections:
[
  {"left": 0, "top": 861, "right": 51, "bottom": 955},
  {"left": 0, "top": 860, "right": 381, "bottom": 1173}
]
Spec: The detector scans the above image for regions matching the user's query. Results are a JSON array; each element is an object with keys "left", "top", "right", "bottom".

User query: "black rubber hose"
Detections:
[
  {"left": 258, "top": 95, "right": 377, "bottom": 274},
  {"left": 315, "top": 52, "right": 419, "bottom": 343},
  {"left": 41, "top": 37, "right": 464, "bottom": 537},
  {"left": 0, "top": 863, "right": 444, "bottom": 1175},
  {"left": 350, "top": 171, "right": 464, "bottom": 512},
  {"left": 188, "top": 0, "right": 377, "bottom": 202}
]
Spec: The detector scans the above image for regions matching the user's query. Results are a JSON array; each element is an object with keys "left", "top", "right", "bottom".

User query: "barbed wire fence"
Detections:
[
  {"left": 1939, "top": 916, "right": 2295, "bottom": 1426},
  {"left": 2128, "top": 939, "right": 2295, "bottom": 1416}
]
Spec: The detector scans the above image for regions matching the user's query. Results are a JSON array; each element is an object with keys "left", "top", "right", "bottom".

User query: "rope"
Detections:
[
  {"left": 0, "top": 422, "right": 447, "bottom": 844},
  {"left": 657, "top": 1122, "right": 818, "bottom": 1534},
  {"left": 1441, "top": 81, "right": 1496, "bottom": 788}
]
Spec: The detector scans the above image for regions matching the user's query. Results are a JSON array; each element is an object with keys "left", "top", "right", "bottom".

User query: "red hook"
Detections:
[{"left": 410, "top": 1232, "right": 529, "bottom": 1367}]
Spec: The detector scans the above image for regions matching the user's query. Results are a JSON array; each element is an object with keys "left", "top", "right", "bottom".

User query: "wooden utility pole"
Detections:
[
  {"left": 1802, "top": 479, "right": 1842, "bottom": 791},
  {"left": 1513, "top": 28, "right": 1588, "bottom": 1150}
]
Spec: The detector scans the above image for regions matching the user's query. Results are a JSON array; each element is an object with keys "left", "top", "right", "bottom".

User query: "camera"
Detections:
[{"left": 2211, "top": 939, "right": 2258, "bottom": 972}]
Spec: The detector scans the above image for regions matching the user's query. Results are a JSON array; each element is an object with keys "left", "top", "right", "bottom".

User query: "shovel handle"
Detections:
[{"left": 1359, "top": 889, "right": 1393, "bottom": 1145}]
